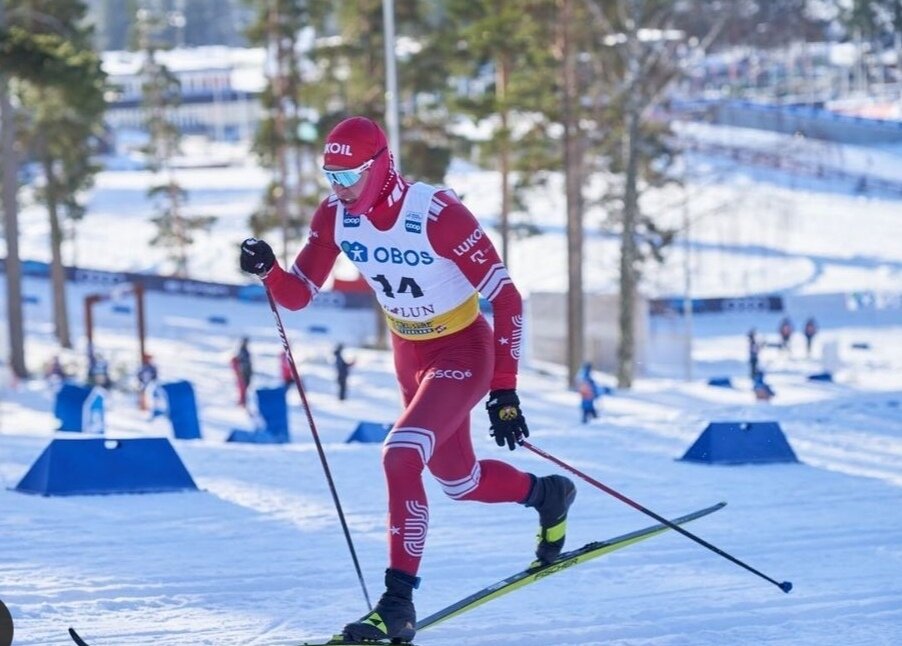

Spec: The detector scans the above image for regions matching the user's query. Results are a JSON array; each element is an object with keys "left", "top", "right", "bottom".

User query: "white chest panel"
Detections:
[{"left": 334, "top": 183, "right": 475, "bottom": 323}]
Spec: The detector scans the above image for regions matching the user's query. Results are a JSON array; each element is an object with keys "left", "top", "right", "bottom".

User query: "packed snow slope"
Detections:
[{"left": 1, "top": 125, "right": 901, "bottom": 645}]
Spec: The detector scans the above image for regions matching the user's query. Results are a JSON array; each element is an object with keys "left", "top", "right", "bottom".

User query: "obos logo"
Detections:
[
  {"left": 341, "top": 241, "right": 369, "bottom": 262},
  {"left": 405, "top": 212, "right": 423, "bottom": 234},
  {"left": 343, "top": 214, "right": 361, "bottom": 227},
  {"left": 342, "top": 242, "right": 434, "bottom": 266}
]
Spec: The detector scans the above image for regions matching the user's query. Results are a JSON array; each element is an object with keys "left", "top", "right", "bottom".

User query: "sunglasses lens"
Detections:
[{"left": 324, "top": 169, "right": 363, "bottom": 187}]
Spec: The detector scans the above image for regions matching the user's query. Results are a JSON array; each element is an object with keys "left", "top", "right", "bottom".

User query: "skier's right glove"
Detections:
[
  {"left": 486, "top": 389, "right": 529, "bottom": 450},
  {"left": 240, "top": 238, "right": 275, "bottom": 277}
]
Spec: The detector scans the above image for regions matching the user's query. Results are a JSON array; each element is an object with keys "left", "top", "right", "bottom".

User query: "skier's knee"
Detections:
[
  {"left": 434, "top": 463, "right": 483, "bottom": 501},
  {"left": 382, "top": 445, "right": 425, "bottom": 481}
]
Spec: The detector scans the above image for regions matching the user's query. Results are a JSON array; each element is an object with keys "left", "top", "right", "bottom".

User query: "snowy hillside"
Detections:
[
  {"left": 1, "top": 127, "right": 901, "bottom": 645},
  {"left": 10, "top": 126, "right": 902, "bottom": 298}
]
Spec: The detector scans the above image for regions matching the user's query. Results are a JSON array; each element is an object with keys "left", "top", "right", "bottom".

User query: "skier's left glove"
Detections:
[
  {"left": 486, "top": 389, "right": 529, "bottom": 450},
  {"left": 240, "top": 237, "right": 275, "bottom": 277}
]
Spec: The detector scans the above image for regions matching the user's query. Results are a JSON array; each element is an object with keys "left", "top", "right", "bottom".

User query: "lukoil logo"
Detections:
[
  {"left": 324, "top": 142, "right": 353, "bottom": 156},
  {"left": 452, "top": 227, "right": 485, "bottom": 257},
  {"left": 425, "top": 369, "right": 473, "bottom": 380}
]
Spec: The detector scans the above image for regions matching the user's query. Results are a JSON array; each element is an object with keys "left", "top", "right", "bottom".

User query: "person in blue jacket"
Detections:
[{"left": 578, "top": 361, "right": 601, "bottom": 424}]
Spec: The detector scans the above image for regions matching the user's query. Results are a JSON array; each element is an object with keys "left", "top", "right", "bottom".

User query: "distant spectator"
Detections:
[
  {"left": 803, "top": 317, "right": 818, "bottom": 357},
  {"left": 778, "top": 317, "right": 794, "bottom": 352},
  {"left": 577, "top": 361, "right": 600, "bottom": 424},
  {"left": 334, "top": 343, "right": 355, "bottom": 401},
  {"left": 88, "top": 353, "right": 112, "bottom": 389},
  {"left": 137, "top": 354, "right": 158, "bottom": 411},
  {"left": 753, "top": 371, "right": 775, "bottom": 402},
  {"left": 231, "top": 337, "right": 253, "bottom": 407},
  {"left": 747, "top": 328, "right": 761, "bottom": 380},
  {"left": 45, "top": 355, "right": 68, "bottom": 384}
]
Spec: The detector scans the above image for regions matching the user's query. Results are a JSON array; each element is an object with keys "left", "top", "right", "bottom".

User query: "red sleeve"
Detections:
[
  {"left": 263, "top": 199, "right": 342, "bottom": 310},
  {"left": 428, "top": 190, "right": 522, "bottom": 391}
]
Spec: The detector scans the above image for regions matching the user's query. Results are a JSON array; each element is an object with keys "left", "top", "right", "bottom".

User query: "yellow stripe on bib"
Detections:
[{"left": 385, "top": 293, "right": 479, "bottom": 340}]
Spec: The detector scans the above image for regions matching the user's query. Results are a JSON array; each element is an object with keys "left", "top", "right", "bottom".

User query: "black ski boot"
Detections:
[
  {"left": 343, "top": 568, "right": 418, "bottom": 643},
  {"left": 524, "top": 474, "right": 577, "bottom": 565}
]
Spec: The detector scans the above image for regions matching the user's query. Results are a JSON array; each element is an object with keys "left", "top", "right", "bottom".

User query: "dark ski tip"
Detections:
[
  {"left": 68, "top": 627, "right": 91, "bottom": 646},
  {"left": 779, "top": 581, "right": 793, "bottom": 593},
  {"left": 300, "top": 639, "right": 417, "bottom": 645}
]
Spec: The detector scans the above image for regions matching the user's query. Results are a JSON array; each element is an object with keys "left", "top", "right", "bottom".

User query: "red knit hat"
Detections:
[
  {"left": 323, "top": 117, "right": 386, "bottom": 168},
  {"left": 323, "top": 117, "right": 392, "bottom": 215}
]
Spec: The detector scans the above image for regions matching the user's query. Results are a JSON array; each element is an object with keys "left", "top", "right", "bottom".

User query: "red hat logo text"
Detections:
[{"left": 324, "top": 142, "right": 353, "bottom": 156}]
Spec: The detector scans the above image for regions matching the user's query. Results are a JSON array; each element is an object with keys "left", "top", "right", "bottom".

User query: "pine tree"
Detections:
[
  {"left": 431, "top": 0, "right": 560, "bottom": 265},
  {"left": 2, "top": 0, "right": 107, "bottom": 350},
  {"left": 136, "top": 4, "right": 215, "bottom": 277},
  {"left": 298, "top": 1, "right": 452, "bottom": 181},
  {"left": 358, "top": 0, "right": 450, "bottom": 347},
  {"left": 244, "top": 0, "right": 328, "bottom": 264},
  {"left": 581, "top": 0, "right": 699, "bottom": 387}
]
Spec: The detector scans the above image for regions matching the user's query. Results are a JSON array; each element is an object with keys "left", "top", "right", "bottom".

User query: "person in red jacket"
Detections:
[{"left": 240, "top": 116, "right": 575, "bottom": 644}]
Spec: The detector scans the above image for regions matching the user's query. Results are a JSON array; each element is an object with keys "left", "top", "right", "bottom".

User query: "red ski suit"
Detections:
[{"left": 265, "top": 173, "right": 532, "bottom": 576}]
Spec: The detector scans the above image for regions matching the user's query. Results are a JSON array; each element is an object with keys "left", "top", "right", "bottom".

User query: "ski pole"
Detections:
[
  {"left": 520, "top": 439, "right": 792, "bottom": 593},
  {"left": 265, "top": 287, "right": 373, "bottom": 610}
]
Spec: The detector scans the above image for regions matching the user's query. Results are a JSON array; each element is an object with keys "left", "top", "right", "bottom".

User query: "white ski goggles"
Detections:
[{"left": 322, "top": 147, "right": 386, "bottom": 187}]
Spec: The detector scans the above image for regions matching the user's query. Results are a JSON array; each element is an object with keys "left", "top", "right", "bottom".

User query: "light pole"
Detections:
[
  {"left": 682, "top": 187, "right": 693, "bottom": 382},
  {"left": 382, "top": 0, "right": 401, "bottom": 171}
]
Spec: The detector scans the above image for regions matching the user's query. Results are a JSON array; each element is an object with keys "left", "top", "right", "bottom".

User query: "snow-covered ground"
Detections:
[{"left": 1, "top": 128, "right": 901, "bottom": 645}]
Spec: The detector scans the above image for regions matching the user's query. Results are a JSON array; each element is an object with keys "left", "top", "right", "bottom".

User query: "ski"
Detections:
[
  {"left": 416, "top": 501, "right": 727, "bottom": 631},
  {"left": 297, "top": 638, "right": 405, "bottom": 645},
  {"left": 69, "top": 503, "right": 725, "bottom": 646},
  {"left": 297, "top": 636, "right": 419, "bottom": 646},
  {"left": 295, "top": 502, "right": 725, "bottom": 644}
]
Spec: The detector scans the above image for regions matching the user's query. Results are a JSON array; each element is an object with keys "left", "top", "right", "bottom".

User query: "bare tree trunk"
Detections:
[
  {"left": 168, "top": 177, "right": 186, "bottom": 277},
  {"left": 562, "top": 0, "right": 584, "bottom": 384},
  {"left": 40, "top": 148, "right": 72, "bottom": 349},
  {"left": 1, "top": 61, "right": 28, "bottom": 377},
  {"left": 617, "top": 98, "right": 640, "bottom": 388}
]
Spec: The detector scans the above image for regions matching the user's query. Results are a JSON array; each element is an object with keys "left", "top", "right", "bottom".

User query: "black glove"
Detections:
[
  {"left": 240, "top": 238, "right": 275, "bottom": 276},
  {"left": 486, "top": 389, "right": 529, "bottom": 450}
]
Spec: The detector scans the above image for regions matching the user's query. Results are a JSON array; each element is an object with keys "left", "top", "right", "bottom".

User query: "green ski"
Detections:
[
  {"left": 416, "top": 501, "right": 726, "bottom": 631},
  {"left": 295, "top": 502, "right": 725, "bottom": 645}
]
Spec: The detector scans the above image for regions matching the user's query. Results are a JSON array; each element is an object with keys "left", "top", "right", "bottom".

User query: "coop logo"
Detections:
[
  {"left": 425, "top": 369, "right": 473, "bottom": 381},
  {"left": 324, "top": 142, "right": 353, "bottom": 156},
  {"left": 405, "top": 212, "right": 424, "bottom": 234},
  {"left": 341, "top": 241, "right": 369, "bottom": 263},
  {"left": 343, "top": 214, "right": 361, "bottom": 227},
  {"left": 342, "top": 242, "right": 434, "bottom": 266}
]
